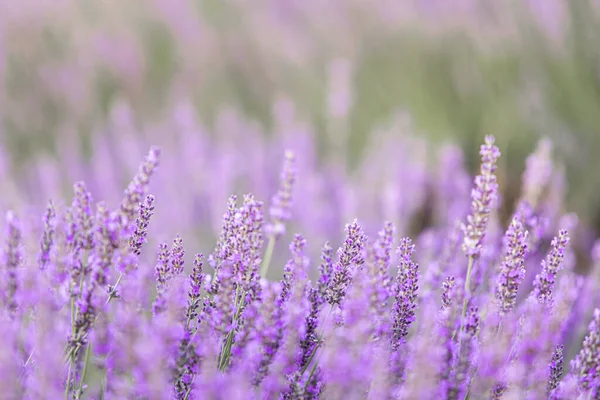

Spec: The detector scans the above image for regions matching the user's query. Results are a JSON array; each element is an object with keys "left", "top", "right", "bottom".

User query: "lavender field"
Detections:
[{"left": 2, "top": 1, "right": 600, "bottom": 399}]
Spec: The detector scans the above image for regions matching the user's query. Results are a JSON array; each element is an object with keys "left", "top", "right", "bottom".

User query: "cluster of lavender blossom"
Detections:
[{"left": 1, "top": 133, "right": 600, "bottom": 400}]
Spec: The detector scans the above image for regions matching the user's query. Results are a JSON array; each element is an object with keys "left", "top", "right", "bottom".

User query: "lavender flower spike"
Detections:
[
  {"left": 2, "top": 211, "right": 22, "bottom": 312},
  {"left": 571, "top": 308, "right": 600, "bottom": 395},
  {"left": 325, "top": 220, "right": 366, "bottom": 307},
  {"left": 391, "top": 238, "right": 420, "bottom": 350},
  {"left": 495, "top": 215, "right": 529, "bottom": 315},
  {"left": 461, "top": 135, "right": 501, "bottom": 259},
  {"left": 267, "top": 150, "right": 297, "bottom": 239},
  {"left": 129, "top": 194, "right": 155, "bottom": 256},
  {"left": 118, "top": 147, "right": 161, "bottom": 231},
  {"left": 261, "top": 150, "right": 297, "bottom": 277},
  {"left": 38, "top": 200, "right": 56, "bottom": 270},
  {"left": 547, "top": 345, "right": 564, "bottom": 396},
  {"left": 533, "top": 230, "right": 569, "bottom": 306}
]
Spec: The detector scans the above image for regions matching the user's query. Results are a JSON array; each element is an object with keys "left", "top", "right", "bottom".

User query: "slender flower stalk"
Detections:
[
  {"left": 261, "top": 150, "right": 297, "bottom": 277},
  {"left": 458, "top": 135, "right": 500, "bottom": 351}
]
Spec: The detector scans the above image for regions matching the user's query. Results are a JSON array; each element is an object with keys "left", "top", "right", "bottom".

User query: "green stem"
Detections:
[
  {"left": 64, "top": 361, "right": 73, "bottom": 400},
  {"left": 218, "top": 285, "right": 246, "bottom": 371},
  {"left": 76, "top": 342, "right": 92, "bottom": 399},
  {"left": 456, "top": 256, "right": 474, "bottom": 356},
  {"left": 260, "top": 237, "right": 276, "bottom": 278}
]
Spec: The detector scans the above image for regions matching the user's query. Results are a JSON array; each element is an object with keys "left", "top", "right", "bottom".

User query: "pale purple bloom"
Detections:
[
  {"left": 461, "top": 135, "right": 501, "bottom": 259},
  {"left": 267, "top": 150, "right": 297, "bottom": 238}
]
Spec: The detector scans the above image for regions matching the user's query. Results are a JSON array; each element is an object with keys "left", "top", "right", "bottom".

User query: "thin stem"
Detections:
[
  {"left": 454, "top": 257, "right": 474, "bottom": 346},
  {"left": 260, "top": 237, "right": 276, "bottom": 278},
  {"left": 64, "top": 360, "right": 72, "bottom": 399},
  {"left": 106, "top": 273, "right": 123, "bottom": 304},
  {"left": 76, "top": 342, "right": 92, "bottom": 399}
]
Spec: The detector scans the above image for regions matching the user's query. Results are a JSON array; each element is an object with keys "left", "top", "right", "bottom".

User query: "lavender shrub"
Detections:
[{"left": 1, "top": 134, "right": 600, "bottom": 400}]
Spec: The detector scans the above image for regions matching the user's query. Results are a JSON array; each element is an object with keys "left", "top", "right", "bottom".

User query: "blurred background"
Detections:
[{"left": 1, "top": 0, "right": 600, "bottom": 261}]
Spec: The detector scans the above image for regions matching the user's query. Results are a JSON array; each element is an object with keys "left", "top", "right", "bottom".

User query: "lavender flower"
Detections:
[
  {"left": 38, "top": 200, "right": 56, "bottom": 270},
  {"left": 495, "top": 215, "right": 529, "bottom": 315},
  {"left": 129, "top": 194, "right": 155, "bottom": 256},
  {"left": 548, "top": 345, "right": 564, "bottom": 395},
  {"left": 461, "top": 135, "right": 501, "bottom": 259},
  {"left": 73, "top": 181, "right": 95, "bottom": 250},
  {"left": 533, "top": 230, "right": 569, "bottom": 306},
  {"left": 571, "top": 308, "right": 600, "bottom": 394},
  {"left": 391, "top": 238, "right": 420, "bottom": 350},
  {"left": 267, "top": 150, "right": 297, "bottom": 238},
  {"left": 448, "top": 307, "right": 480, "bottom": 399},
  {"left": 0, "top": 134, "right": 598, "bottom": 400},
  {"left": 520, "top": 138, "right": 553, "bottom": 210},
  {"left": 317, "top": 242, "right": 334, "bottom": 300},
  {"left": 153, "top": 242, "right": 173, "bottom": 315},
  {"left": 119, "top": 147, "right": 161, "bottom": 231},
  {"left": 2, "top": 211, "right": 22, "bottom": 312},
  {"left": 325, "top": 220, "right": 366, "bottom": 307}
]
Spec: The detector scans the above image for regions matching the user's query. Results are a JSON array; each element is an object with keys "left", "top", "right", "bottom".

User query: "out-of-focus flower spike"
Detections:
[
  {"left": 38, "top": 200, "right": 56, "bottom": 270},
  {"left": 520, "top": 138, "right": 554, "bottom": 210},
  {"left": 571, "top": 308, "right": 600, "bottom": 394},
  {"left": 118, "top": 146, "right": 161, "bottom": 232},
  {"left": 267, "top": 150, "right": 297, "bottom": 239},
  {"left": 261, "top": 150, "right": 297, "bottom": 277},
  {"left": 73, "top": 181, "right": 95, "bottom": 251},
  {"left": 2, "top": 210, "right": 22, "bottom": 313}
]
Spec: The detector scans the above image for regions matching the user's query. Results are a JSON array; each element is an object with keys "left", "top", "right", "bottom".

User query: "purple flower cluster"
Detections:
[{"left": 2, "top": 134, "right": 600, "bottom": 400}]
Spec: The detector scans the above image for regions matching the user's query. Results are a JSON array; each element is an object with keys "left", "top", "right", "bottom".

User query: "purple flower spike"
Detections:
[
  {"left": 520, "top": 138, "right": 553, "bottom": 210},
  {"left": 73, "top": 181, "right": 95, "bottom": 250},
  {"left": 571, "top": 308, "right": 600, "bottom": 394},
  {"left": 119, "top": 147, "right": 161, "bottom": 232},
  {"left": 267, "top": 150, "right": 297, "bottom": 238},
  {"left": 129, "top": 194, "right": 155, "bottom": 256},
  {"left": 533, "top": 230, "right": 569, "bottom": 306},
  {"left": 153, "top": 242, "right": 173, "bottom": 315},
  {"left": 461, "top": 135, "right": 501, "bottom": 259},
  {"left": 495, "top": 215, "right": 529, "bottom": 315},
  {"left": 441, "top": 276, "right": 456, "bottom": 309},
  {"left": 391, "top": 238, "right": 420, "bottom": 350},
  {"left": 325, "top": 220, "right": 366, "bottom": 307},
  {"left": 38, "top": 200, "right": 56, "bottom": 270},
  {"left": 2, "top": 211, "right": 22, "bottom": 312},
  {"left": 547, "top": 345, "right": 564, "bottom": 396}
]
